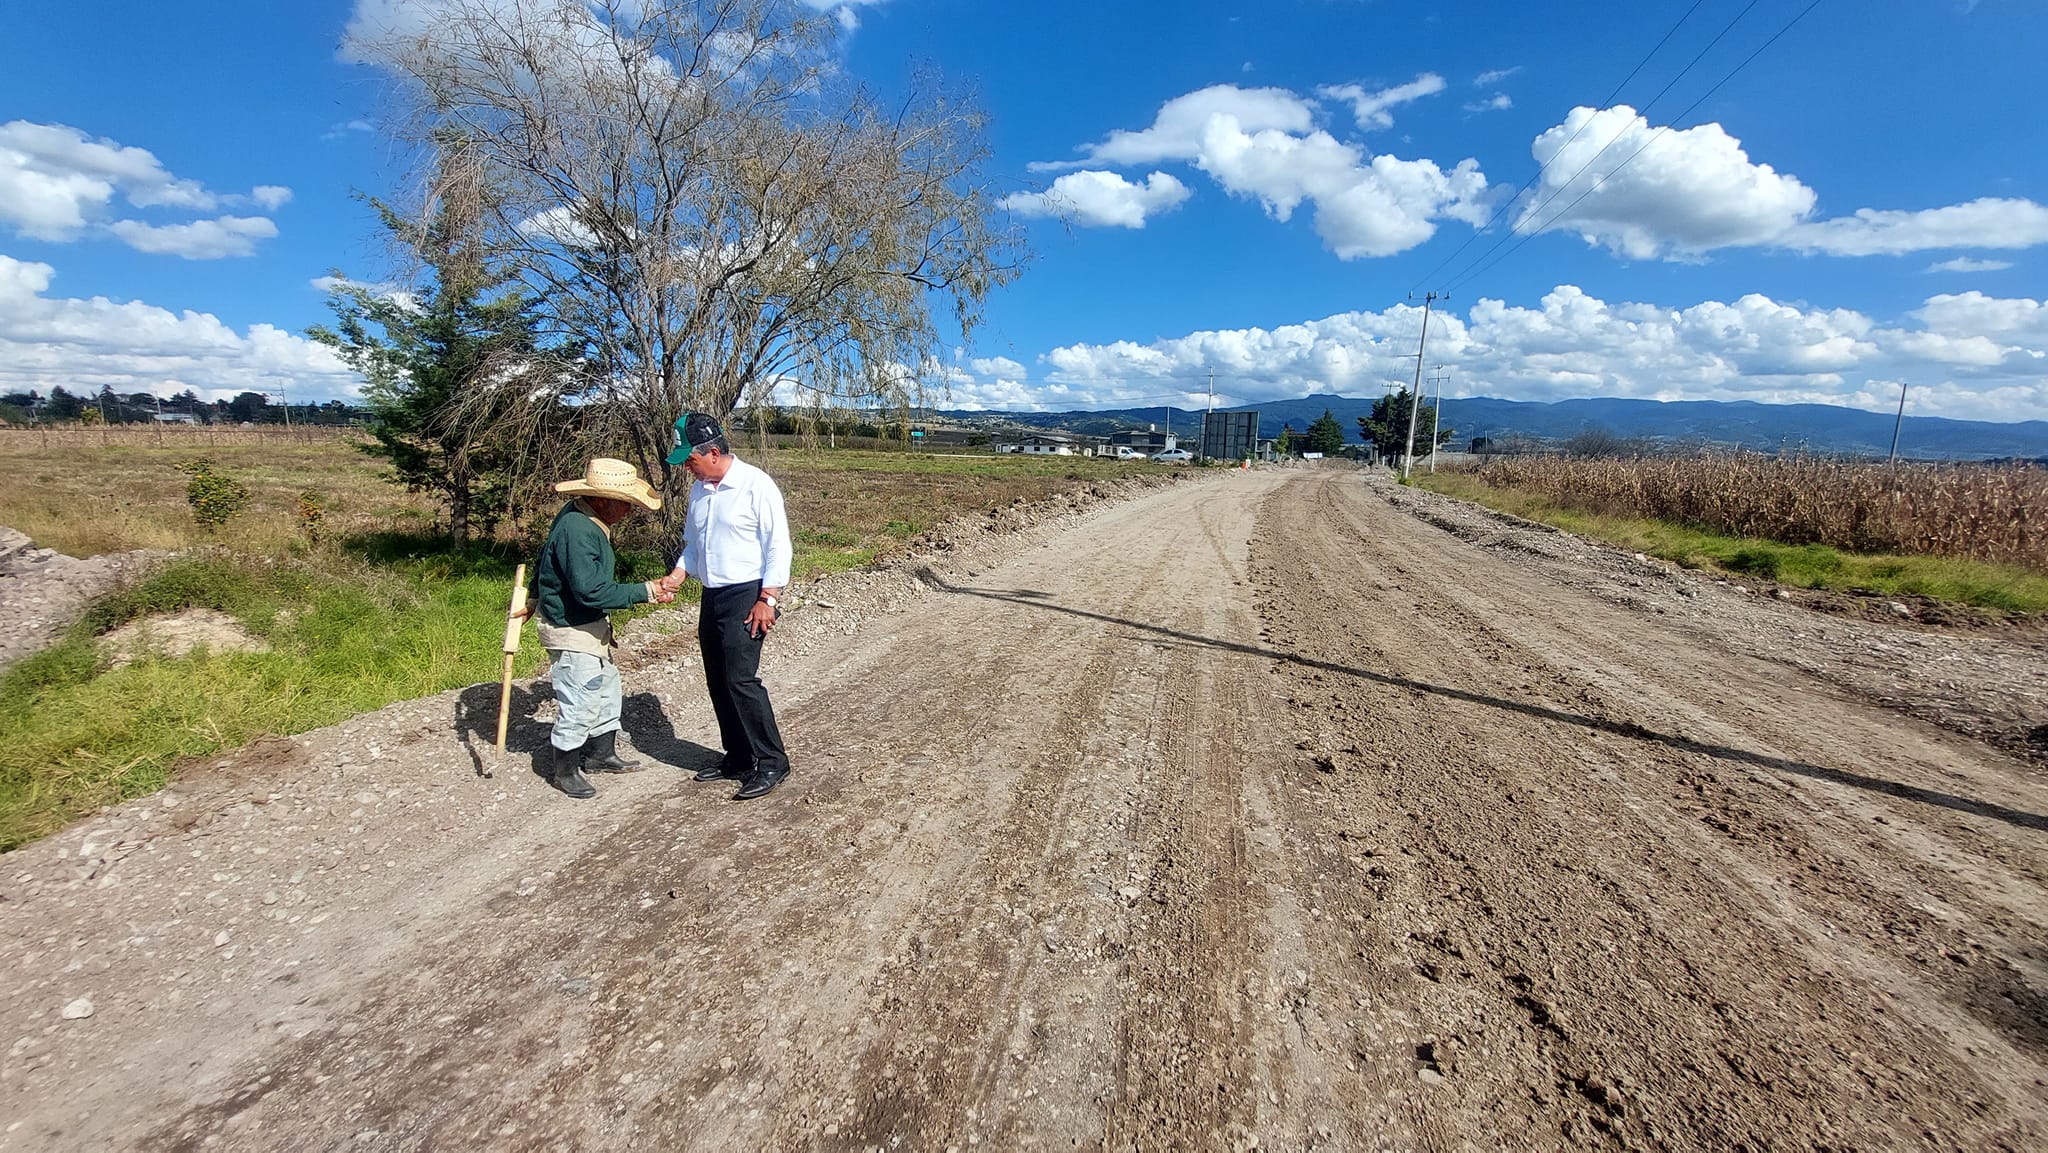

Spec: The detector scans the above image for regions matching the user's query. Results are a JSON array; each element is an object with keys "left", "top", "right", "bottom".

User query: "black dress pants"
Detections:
[{"left": 698, "top": 581, "right": 788, "bottom": 776}]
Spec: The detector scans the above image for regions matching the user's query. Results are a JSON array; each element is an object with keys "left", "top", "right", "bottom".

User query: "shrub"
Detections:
[
  {"left": 174, "top": 458, "right": 251, "bottom": 531},
  {"left": 296, "top": 490, "right": 326, "bottom": 543}
]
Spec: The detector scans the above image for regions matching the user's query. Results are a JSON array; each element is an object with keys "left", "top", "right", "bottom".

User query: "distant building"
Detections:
[
  {"left": 1110, "top": 428, "right": 1178, "bottom": 454},
  {"left": 152, "top": 412, "right": 198, "bottom": 424},
  {"left": 998, "top": 434, "right": 1078, "bottom": 456}
]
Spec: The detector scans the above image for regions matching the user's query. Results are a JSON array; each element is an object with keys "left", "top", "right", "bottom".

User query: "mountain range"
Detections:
[{"left": 940, "top": 394, "right": 2048, "bottom": 461}]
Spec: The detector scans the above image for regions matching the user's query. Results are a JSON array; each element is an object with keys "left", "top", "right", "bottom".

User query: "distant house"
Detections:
[
  {"left": 1008, "top": 434, "right": 1077, "bottom": 456},
  {"left": 1111, "top": 428, "right": 1178, "bottom": 454},
  {"left": 152, "top": 412, "right": 198, "bottom": 424}
]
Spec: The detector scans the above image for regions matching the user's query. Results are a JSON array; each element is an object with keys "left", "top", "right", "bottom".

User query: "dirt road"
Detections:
[{"left": 5, "top": 467, "right": 2046, "bottom": 1150}]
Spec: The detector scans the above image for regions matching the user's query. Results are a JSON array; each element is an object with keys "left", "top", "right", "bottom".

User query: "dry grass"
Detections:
[
  {"left": 0, "top": 427, "right": 435, "bottom": 557},
  {"left": 0, "top": 431, "right": 1161, "bottom": 562},
  {"left": 767, "top": 448, "right": 1149, "bottom": 549},
  {"left": 1466, "top": 454, "right": 2048, "bottom": 572}
]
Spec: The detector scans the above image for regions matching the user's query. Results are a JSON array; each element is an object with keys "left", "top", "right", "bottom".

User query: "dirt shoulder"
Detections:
[{"left": 2, "top": 464, "right": 2042, "bottom": 1151}]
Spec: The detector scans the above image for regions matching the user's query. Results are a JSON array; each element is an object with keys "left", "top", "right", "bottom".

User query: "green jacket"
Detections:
[{"left": 533, "top": 500, "right": 649, "bottom": 628}]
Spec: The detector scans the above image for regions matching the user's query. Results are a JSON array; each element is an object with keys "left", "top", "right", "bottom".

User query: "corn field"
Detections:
[{"left": 1466, "top": 453, "right": 2047, "bottom": 571}]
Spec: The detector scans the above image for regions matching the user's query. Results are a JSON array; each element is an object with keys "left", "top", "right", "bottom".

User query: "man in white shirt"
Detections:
[{"left": 659, "top": 412, "right": 794, "bottom": 800}]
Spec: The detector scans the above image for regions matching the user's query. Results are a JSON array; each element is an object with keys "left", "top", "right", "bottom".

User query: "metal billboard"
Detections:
[{"left": 1200, "top": 410, "right": 1259, "bottom": 461}]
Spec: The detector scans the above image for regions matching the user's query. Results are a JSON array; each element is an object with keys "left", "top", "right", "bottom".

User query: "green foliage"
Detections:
[
  {"left": 0, "top": 549, "right": 558, "bottom": 850},
  {"left": 1305, "top": 409, "right": 1347, "bottom": 455},
  {"left": 175, "top": 458, "right": 251, "bottom": 530},
  {"left": 308, "top": 179, "right": 571, "bottom": 547},
  {"left": 1357, "top": 389, "right": 1452, "bottom": 462}
]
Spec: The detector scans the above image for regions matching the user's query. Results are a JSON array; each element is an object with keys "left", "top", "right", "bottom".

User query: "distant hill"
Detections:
[{"left": 938, "top": 394, "right": 2048, "bottom": 461}]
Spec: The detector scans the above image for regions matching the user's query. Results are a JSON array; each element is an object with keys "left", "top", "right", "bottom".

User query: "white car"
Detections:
[{"left": 1151, "top": 449, "right": 1194, "bottom": 463}]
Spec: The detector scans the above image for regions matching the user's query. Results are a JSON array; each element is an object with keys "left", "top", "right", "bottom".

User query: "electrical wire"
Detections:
[
  {"left": 1408, "top": 0, "right": 1711, "bottom": 296},
  {"left": 1433, "top": 0, "right": 1767, "bottom": 295},
  {"left": 1445, "top": 0, "right": 1825, "bottom": 295}
]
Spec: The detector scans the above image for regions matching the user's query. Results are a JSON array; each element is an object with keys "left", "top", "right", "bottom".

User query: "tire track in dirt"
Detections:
[
  {"left": 1249, "top": 469, "right": 2048, "bottom": 1149},
  {"left": 1313, "top": 471, "right": 2048, "bottom": 1071}
]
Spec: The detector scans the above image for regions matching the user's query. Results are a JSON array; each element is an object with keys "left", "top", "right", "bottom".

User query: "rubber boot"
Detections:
[
  {"left": 584, "top": 730, "right": 642, "bottom": 774},
  {"left": 550, "top": 743, "right": 596, "bottom": 799}
]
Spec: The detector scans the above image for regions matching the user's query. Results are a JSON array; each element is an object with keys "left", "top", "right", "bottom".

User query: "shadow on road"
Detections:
[
  {"left": 452, "top": 683, "right": 720, "bottom": 781},
  {"left": 919, "top": 570, "right": 2048, "bottom": 835}
]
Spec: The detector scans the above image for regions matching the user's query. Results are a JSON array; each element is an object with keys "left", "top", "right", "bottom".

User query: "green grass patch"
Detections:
[
  {"left": 0, "top": 548, "right": 556, "bottom": 850},
  {"left": 1418, "top": 471, "right": 2048, "bottom": 614}
]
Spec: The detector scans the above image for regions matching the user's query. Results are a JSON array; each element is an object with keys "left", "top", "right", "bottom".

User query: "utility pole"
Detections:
[
  {"left": 1427, "top": 367, "right": 1449, "bottom": 473},
  {"left": 1400, "top": 292, "right": 1438, "bottom": 480},
  {"left": 1888, "top": 380, "right": 1908, "bottom": 464},
  {"left": 1202, "top": 366, "right": 1216, "bottom": 461}
]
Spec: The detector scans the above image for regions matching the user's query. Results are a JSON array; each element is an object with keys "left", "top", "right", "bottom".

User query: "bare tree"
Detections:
[{"left": 349, "top": 0, "right": 1023, "bottom": 514}]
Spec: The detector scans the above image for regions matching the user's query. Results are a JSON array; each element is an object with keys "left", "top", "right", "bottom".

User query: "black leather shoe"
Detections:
[
  {"left": 733, "top": 769, "right": 787, "bottom": 801},
  {"left": 584, "top": 730, "right": 642, "bottom": 774},
  {"left": 694, "top": 760, "right": 746, "bottom": 783},
  {"left": 550, "top": 744, "right": 596, "bottom": 799}
]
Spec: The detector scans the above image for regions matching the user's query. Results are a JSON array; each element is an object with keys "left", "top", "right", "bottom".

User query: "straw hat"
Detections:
[{"left": 555, "top": 458, "right": 662, "bottom": 511}]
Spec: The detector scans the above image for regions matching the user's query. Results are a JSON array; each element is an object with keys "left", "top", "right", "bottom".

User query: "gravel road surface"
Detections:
[{"left": 4, "top": 466, "right": 2044, "bottom": 1151}]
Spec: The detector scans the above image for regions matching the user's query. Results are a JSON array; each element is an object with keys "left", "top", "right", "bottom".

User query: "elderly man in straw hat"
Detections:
[{"left": 529, "top": 457, "right": 675, "bottom": 799}]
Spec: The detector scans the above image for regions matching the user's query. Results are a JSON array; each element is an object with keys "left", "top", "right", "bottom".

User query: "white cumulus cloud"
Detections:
[
  {"left": 1925, "top": 257, "right": 2014, "bottom": 274},
  {"left": 969, "top": 355, "right": 1028, "bottom": 380},
  {"left": 1041, "top": 85, "right": 1319, "bottom": 172},
  {"left": 0, "top": 254, "right": 365, "bottom": 402},
  {"left": 0, "top": 120, "right": 283, "bottom": 258},
  {"left": 1317, "top": 73, "right": 1446, "bottom": 130},
  {"left": 107, "top": 215, "right": 280, "bottom": 260},
  {"left": 990, "top": 285, "right": 2048, "bottom": 422},
  {"left": 1024, "top": 84, "right": 1492, "bottom": 258},
  {"left": 1521, "top": 106, "right": 1816, "bottom": 258},
  {"left": 1001, "top": 171, "right": 1191, "bottom": 228},
  {"left": 1520, "top": 107, "right": 2048, "bottom": 262},
  {"left": 1781, "top": 198, "right": 2048, "bottom": 256}
]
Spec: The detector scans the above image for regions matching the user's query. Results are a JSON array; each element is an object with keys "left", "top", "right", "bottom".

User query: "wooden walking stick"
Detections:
[{"left": 492, "top": 563, "right": 529, "bottom": 774}]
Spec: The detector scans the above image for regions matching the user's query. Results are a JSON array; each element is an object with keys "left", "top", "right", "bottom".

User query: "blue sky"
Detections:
[{"left": 3, "top": 1, "right": 2046, "bottom": 422}]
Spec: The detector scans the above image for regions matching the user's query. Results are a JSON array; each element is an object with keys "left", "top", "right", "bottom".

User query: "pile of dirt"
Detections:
[{"left": 98, "top": 608, "right": 268, "bottom": 669}]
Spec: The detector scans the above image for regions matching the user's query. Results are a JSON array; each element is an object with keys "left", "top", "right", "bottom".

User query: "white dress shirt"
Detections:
[{"left": 677, "top": 456, "right": 792, "bottom": 590}]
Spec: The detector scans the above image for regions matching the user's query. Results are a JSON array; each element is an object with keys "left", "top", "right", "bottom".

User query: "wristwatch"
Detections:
[{"left": 759, "top": 593, "right": 779, "bottom": 609}]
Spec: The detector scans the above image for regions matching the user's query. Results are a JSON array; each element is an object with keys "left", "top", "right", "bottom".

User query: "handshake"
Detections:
[{"left": 648, "top": 571, "right": 687, "bottom": 605}]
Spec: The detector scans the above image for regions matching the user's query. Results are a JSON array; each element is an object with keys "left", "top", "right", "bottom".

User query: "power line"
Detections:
[
  {"left": 1409, "top": 0, "right": 1712, "bottom": 295},
  {"left": 1446, "top": 0, "right": 1825, "bottom": 295},
  {"left": 1435, "top": 0, "right": 1767, "bottom": 296}
]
